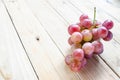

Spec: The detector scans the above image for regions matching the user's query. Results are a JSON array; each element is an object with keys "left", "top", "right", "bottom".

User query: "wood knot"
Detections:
[{"left": 36, "top": 37, "right": 40, "bottom": 41}]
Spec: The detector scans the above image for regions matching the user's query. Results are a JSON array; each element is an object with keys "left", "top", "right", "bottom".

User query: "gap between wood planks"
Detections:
[
  {"left": 1, "top": 0, "right": 119, "bottom": 79},
  {"left": 1, "top": 0, "right": 40, "bottom": 80}
]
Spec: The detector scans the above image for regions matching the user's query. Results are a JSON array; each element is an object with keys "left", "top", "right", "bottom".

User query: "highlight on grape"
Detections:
[{"left": 65, "top": 7, "right": 114, "bottom": 72}]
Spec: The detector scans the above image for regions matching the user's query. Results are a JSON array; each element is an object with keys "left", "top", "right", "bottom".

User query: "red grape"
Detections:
[
  {"left": 79, "top": 14, "right": 89, "bottom": 22},
  {"left": 92, "top": 41, "right": 103, "bottom": 54},
  {"left": 92, "top": 28, "right": 100, "bottom": 40},
  {"left": 71, "top": 32, "right": 83, "bottom": 43},
  {"left": 98, "top": 26, "right": 108, "bottom": 38},
  {"left": 82, "top": 42, "right": 94, "bottom": 58},
  {"left": 82, "top": 19, "right": 92, "bottom": 28},
  {"left": 73, "top": 49, "right": 84, "bottom": 61},
  {"left": 69, "top": 61, "right": 81, "bottom": 72},
  {"left": 102, "top": 19, "right": 114, "bottom": 30},
  {"left": 68, "top": 24, "right": 80, "bottom": 35},
  {"left": 103, "top": 31, "right": 113, "bottom": 41}
]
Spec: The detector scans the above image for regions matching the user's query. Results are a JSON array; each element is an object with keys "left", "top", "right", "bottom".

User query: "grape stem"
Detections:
[
  {"left": 90, "top": 7, "right": 96, "bottom": 30},
  {"left": 93, "top": 7, "right": 96, "bottom": 26}
]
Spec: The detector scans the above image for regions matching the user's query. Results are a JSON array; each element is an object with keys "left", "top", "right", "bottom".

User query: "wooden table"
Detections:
[{"left": 0, "top": 0, "right": 120, "bottom": 80}]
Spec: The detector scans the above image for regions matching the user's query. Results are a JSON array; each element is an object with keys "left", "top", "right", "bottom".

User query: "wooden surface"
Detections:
[{"left": 0, "top": 0, "right": 120, "bottom": 80}]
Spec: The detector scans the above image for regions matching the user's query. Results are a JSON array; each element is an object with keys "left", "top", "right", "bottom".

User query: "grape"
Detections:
[
  {"left": 92, "top": 28, "right": 100, "bottom": 40},
  {"left": 79, "top": 14, "right": 89, "bottom": 22},
  {"left": 81, "top": 29, "right": 93, "bottom": 41},
  {"left": 69, "top": 61, "right": 81, "bottom": 72},
  {"left": 68, "top": 24, "right": 80, "bottom": 35},
  {"left": 98, "top": 26, "right": 108, "bottom": 38},
  {"left": 81, "top": 58, "right": 87, "bottom": 67},
  {"left": 103, "top": 31, "right": 113, "bottom": 41},
  {"left": 82, "top": 19, "right": 92, "bottom": 28},
  {"left": 68, "top": 37, "right": 73, "bottom": 45},
  {"left": 102, "top": 19, "right": 114, "bottom": 30},
  {"left": 66, "top": 12, "right": 114, "bottom": 71},
  {"left": 71, "top": 32, "right": 83, "bottom": 43},
  {"left": 82, "top": 42, "right": 94, "bottom": 58},
  {"left": 65, "top": 54, "right": 82, "bottom": 72},
  {"left": 73, "top": 49, "right": 84, "bottom": 61},
  {"left": 92, "top": 41, "right": 103, "bottom": 54},
  {"left": 65, "top": 54, "right": 73, "bottom": 65}
]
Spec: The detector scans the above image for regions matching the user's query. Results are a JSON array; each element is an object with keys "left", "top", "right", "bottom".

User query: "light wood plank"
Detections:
[
  {"left": 0, "top": 1, "right": 38, "bottom": 80},
  {"left": 2, "top": 0, "right": 80, "bottom": 80},
  {"left": 22, "top": 0, "right": 119, "bottom": 79}
]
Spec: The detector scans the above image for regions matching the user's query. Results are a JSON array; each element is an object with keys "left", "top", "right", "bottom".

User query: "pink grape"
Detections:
[
  {"left": 98, "top": 26, "right": 108, "bottom": 38},
  {"left": 103, "top": 31, "right": 113, "bottom": 41},
  {"left": 81, "top": 29, "right": 93, "bottom": 41},
  {"left": 92, "top": 28, "right": 100, "bottom": 40},
  {"left": 69, "top": 61, "right": 81, "bottom": 72},
  {"left": 65, "top": 54, "right": 82, "bottom": 72},
  {"left": 65, "top": 54, "right": 73, "bottom": 65},
  {"left": 73, "top": 49, "right": 84, "bottom": 61},
  {"left": 82, "top": 42, "right": 94, "bottom": 58},
  {"left": 71, "top": 32, "right": 83, "bottom": 43},
  {"left": 68, "top": 37, "right": 73, "bottom": 45},
  {"left": 82, "top": 19, "right": 92, "bottom": 28},
  {"left": 79, "top": 14, "right": 89, "bottom": 22},
  {"left": 81, "top": 58, "right": 87, "bottom": 67},
  {"left": 92, "top": 41, "right": 104, "bottom": 54},
  {"left": 68, "top": 24, "right": 80, "bottom": 35},
  {"left": 102, "top": 19, "right": 114, "bottom": 30}
]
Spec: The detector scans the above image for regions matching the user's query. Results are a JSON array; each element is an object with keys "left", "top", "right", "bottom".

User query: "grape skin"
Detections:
[
  {"left": 68, "top": 24, "right": 80, "bottom": 35},
  {"left": 98, "top": 26, "right": 108, "bottom": 38},
  {"left": 79, "top": 14, "right": 89, "bottom": 22},
  {"left": 81, "top": 29, "right": 93, "bottom": 41},
  {"left": 82, "top": 19, "right": 92, "bottom": 29},
  {"left": 102, "top": 19, "right": 114, "bottom": 30},
  {"left": 92, "top": 41, "right": 104, "bottom": 54},
  {"left": 71, "top": 32, "right": 83, "bottom": 43},
  {"left": 82, "top": 42, "right": 94, "bottom": 58},
  {"left": 73, "top": 49, "right": 84, "bottom": 61},
  {"left": 103, "top": 31, "right": 113, "bottom": 41}
]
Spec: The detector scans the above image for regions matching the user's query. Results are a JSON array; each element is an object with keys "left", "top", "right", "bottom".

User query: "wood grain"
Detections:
[
  {"left": 2, "top": 0, "right": 80, "bottom": 80},
  {"left": 1, "top": 0, "right": 120, "bottom": 79},
  {"left": 0, "top": 0, "right": 38, "bottom": 80}
]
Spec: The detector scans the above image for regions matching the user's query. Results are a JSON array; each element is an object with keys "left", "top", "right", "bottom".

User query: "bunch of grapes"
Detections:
[{"left": 65, "top": 8, "right": 114, "bottom": 72}]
